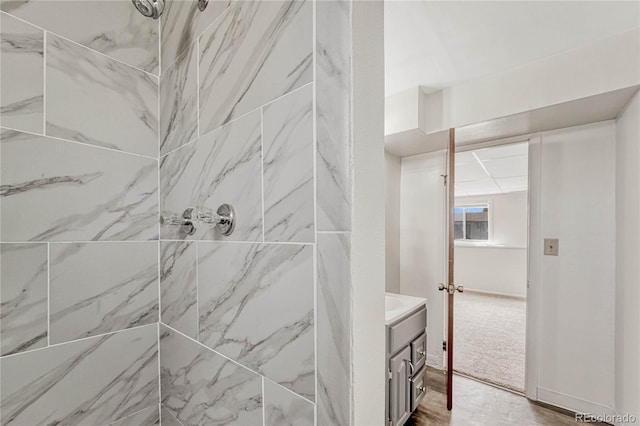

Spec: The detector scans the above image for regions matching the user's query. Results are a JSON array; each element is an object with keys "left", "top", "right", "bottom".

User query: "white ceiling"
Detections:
[
  {"left": 385, "top": 1, "right": 640, "bottom": 96},
  {"left": 455, "top": 142, "right": 528, "bottom": 197}
]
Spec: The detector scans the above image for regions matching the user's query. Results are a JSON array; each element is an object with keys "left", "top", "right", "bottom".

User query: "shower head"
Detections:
[{"left": 132, "top": 0, "right": 164, "bottom": 19}]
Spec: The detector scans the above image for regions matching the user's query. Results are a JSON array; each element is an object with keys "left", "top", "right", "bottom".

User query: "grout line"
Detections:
[
  {"left": 193, "top": 2, "right": 233, "bottom": 58},
  {"left": 159, "top": 81, "right": 314, "bottom": 160},
  {"left": 160, "top": 322, "right": 317, "bottom": 406},
  {"left": 316, "top": 230, "right": 350, "bottom": 235},
  {"left": 159, "top": 239, "right": 314, "bottom": 246},
  {"left": 9, "top": 241, "right": 159, "bottom": 245},
  {"left": 1, "top": 239, "right": 316, "bottom": 245},
  {"left": 261, "top": 107, "right": 266, "bottom": 243},
  {"left": 0, "top": 323, "right": 156, "bottom": 360},
  {"left": 157, "top": 322, "right": 162, "bottom": 408},
  {"left": 42, "top": 30, "right": 47, "bottom": 135},
  {"left": 105, "top": 405, "right": 156, "bottom": 426},
  {"left": 47, "top": 242, "right": 51, "bottom": 346},
  {"left": 158, "top": 10, "right": 162, "bottom": 77},
  {"left": 163, "top": 405, "right": 187, "bottom": 426},
  {"left": 195, "top": 242, "right": 200, "bottom": 341},
  {"left": 157, "top": 36, "right": 161, "bottom": 161},
  {"left": 312, "top": 2, "right": 318, "bottom": 424},
  {"left": 262, "top": 376, "right": 266, "bottom": 426},
  {"left": 264, "top": 375, "right": 315, "bottom": 406},
  {"left": 0, "top": 125, "right": 158, "bottom": 161},
  {"left": 196, "top": 38, "right": 201, "bottom": 139},
  {"left": 0, "top": 11, "right": 161, "bottom": 79},
  {"left": 157, "top": 241, "right": 162, "bottom": 320}
]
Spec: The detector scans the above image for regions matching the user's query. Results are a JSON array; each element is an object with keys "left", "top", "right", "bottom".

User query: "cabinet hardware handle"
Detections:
[
  {"left": 405, "top": 359, "right": 415, "bottom": 376},
  {"left": 417, "top": 385, "right": 426, "bottom": 393}
]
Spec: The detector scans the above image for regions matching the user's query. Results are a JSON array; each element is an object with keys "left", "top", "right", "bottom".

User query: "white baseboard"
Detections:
[
  {"left": 537, "top": 387, "right": 617, "bottom": 419},
  {"left": 464, "top": 287, "right": 527, "bottom": 299}
]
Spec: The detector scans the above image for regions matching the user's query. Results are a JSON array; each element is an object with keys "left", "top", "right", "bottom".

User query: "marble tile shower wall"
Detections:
[
  {"left": 0, "top": 2, "right": 161, "bottom": 425},
  {"left": 0, "top": 1, "right": 353, "bottom": 425},
  {"left": 158, "top": 0, "right": 353, "bottom": 425}
]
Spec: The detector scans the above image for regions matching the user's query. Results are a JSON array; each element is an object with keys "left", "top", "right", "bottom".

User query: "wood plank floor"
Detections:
[{"left": 406, "top": 367, "right": 605, "bottom": 426}]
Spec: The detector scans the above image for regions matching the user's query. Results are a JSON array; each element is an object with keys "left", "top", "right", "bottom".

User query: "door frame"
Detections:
[{"left": 450, "top": 133, "right": 538, "bottom": 400}]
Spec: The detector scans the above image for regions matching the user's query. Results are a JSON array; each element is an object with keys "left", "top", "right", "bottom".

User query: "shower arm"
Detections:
[{"left": 132, "top": 0, "right": 208, "bottom": 19}]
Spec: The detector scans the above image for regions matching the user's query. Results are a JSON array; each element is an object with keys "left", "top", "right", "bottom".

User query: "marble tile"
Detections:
[
  {"left": 0, "top": 12, "right": 43, "bottom": 133},
  {"left": 160, "top": 325, "right": 263, "bottom": 426},
  {"left": 264, "top": 379, "right": 314, "bottom": 426},
  {"left": 199, "top": 0, "right": 312, "bottom": 133},
  {"left": 160, "top": 43, "right": 198, "bottom": 156},
  {"left": 160, "top": 110, "right": 262, "bottom": 241},
  {"left": 160, "top": 241, "right": 197, "bottom": 339},
  {"left": 160, "top": 0, "right": 230, "bottom": 72},
  {"left": 0, "top": 129, "right": 158, "bottom": 241},
  {"left": 198, "top": 242, "right": 315, "bottom": 400},
  {"left": 0, "top": 324, "right": 159, "bottom": 426},
  {"left": 109, "top": 405, "right": 160, "bottom": 426},
  {"left": 0, "top": 243, "right": 47, "bottom": 356},
  {"left": 316, "top": 0, "right": 352, "bottom": 231},
  {"left": 1, "top": 0, "right": 159, "bottom": 73},
  {"left": 161, "top": 406, "right": 184, "bottom": 426},
  {"left": 46, "top": 34, "right": 159, "bottom": 157},
  {"left": 263, "top": 85, "right": 314, "bottom": 243},
  {"left": 317, "top": 232, "right": 351, "bottom": 425},
  {"left": 49, "top": 242, "right": 159, "bottom": 344}
]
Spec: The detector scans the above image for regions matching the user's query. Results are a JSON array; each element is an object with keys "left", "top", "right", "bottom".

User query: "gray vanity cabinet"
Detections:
[
  {"left": 389, "top": 346, "right": 412, "bottom": 426},
  {"left": 386, "top": 306, "right": 427, "bottom": 426}
]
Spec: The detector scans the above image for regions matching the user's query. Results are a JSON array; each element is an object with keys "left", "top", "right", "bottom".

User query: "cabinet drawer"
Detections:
[
  {"left": 410, "top": 365, "right": 427, "bottom": 411},
  {"left": 388, "top": 307, "right": 426, "bottom": 354},
  {"left": 411, "top": 332, "right": 427, "bottom": 371}
]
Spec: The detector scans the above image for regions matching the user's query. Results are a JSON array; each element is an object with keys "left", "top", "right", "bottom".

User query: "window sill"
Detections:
[{"left": 454, "top": 241, "right": 526, "bottom": 249}]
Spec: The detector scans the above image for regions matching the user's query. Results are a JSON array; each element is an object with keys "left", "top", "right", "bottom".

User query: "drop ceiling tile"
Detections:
[
  {"left": 482, "top": 155, "right": 528, "bottom": 178},
  {"left": 495, "top": 176, "right": 528, "bottom": 193},
  {"left": 455, "top": 151, "right": 476, "bottom": 165},
  {"left": 455, "top": 185, "right": 468, "bottom": 197},
  {"left": 475, "top": 142, "right": 528, "bottom": 160},
  {"left": 456, "top": 161, "right": 490, "bottom": 182},
  {"left": 456, "top": 180, "right": 502, "bottom": 196}
]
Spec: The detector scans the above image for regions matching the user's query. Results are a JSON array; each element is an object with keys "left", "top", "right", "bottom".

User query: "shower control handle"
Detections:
[{"left": 160, "top": 204, "right": 236, "bottom": 236}]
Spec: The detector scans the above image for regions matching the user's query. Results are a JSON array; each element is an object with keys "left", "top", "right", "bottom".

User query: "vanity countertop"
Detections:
[{"left": 385, "top": 292, "right": 427, "bottom": 326}]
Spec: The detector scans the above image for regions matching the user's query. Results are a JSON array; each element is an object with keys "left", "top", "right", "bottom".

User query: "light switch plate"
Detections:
[{"left": 544, "top": 238, "right": 559, "bottom": 256}]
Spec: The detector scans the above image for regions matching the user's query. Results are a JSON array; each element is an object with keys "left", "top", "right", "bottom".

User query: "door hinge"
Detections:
[
  {"left": 443, "top": 340, "right": 447, "bottom": 351},
  {"left": 441, "top": 174, "right": 448, "bottom": 185},
  {"left": 388, "top": 369, "right": 392, "bottom": 381}
]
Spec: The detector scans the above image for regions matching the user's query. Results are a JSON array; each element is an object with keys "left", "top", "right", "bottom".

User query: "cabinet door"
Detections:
[{"left": 389, "top": 346, "right": 412, "bottom": 426}]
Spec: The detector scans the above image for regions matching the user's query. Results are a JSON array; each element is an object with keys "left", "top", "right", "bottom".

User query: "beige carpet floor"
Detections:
[{"left": 453, "top": 291, "right": 526, "bottom": 393}]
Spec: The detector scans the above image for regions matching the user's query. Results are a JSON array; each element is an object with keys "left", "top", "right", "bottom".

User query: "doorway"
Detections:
[{"left": 451, "top": 141, "right": 529, "bottom": 393}]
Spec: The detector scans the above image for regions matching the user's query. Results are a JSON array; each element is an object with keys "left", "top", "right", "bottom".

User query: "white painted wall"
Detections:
[
  {"left": 455, "top": 191, "right": 528, "bottom": 297},
  {"left": 455, "top": 248, "right": 527, "bottom": 298},
  {"left": 399, "top": 150, "right": 447, "bottom": 368},
  {"left": 350, "top": 1, "right": 386, "bottom": 424},
  {"left": 532, "top": 121, "right": 616, "bottom": 415},
  {"left": 422, "top": 28, "right": 640, "bottom": 132},
  {"left": 385, "top": 151, "right": 401, "bottom": 293},
  {"left": 384, "top": 87, "right": 426, "bottom": 135},
  {"left": 614, "top": 91, "right": 640, "bottom": 422}
]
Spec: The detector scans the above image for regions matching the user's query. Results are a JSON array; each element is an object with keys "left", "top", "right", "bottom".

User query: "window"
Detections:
[{"left": 454, "top": 204, "right": 489, "bottom": 241}]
